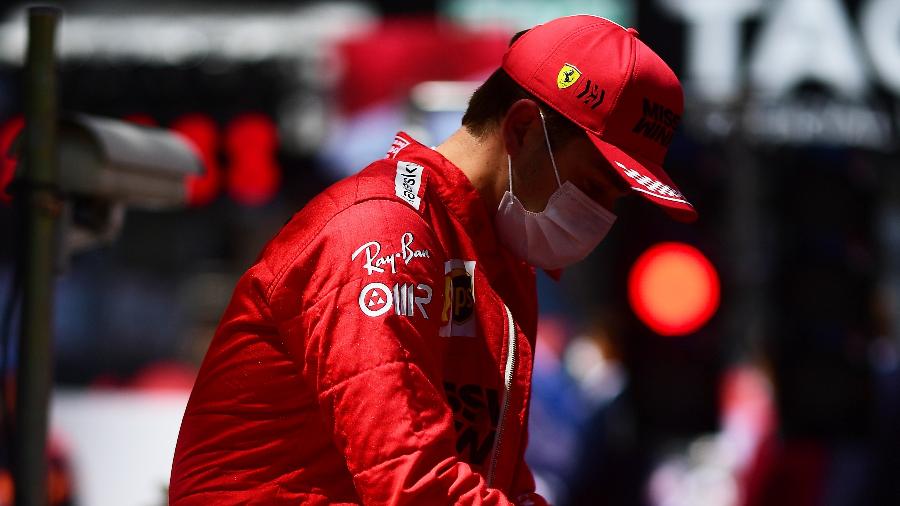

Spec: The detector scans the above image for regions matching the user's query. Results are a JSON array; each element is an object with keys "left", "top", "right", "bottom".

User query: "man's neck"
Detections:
[{"left": 434, "top": 127, "right": 506, "bottom": 212}]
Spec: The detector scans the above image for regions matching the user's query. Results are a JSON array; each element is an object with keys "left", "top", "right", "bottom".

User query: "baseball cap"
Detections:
[{"left": 502, "top": 15, "right": 697, "bottom": 222}]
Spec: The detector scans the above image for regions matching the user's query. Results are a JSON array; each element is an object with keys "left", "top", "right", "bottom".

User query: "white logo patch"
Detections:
[
  {"left": 359, "top": 282, "right": 394, "bottom": 317},
  {"left": 359, "top": 281, "right": 433, "bottom": 318},
  {"left": 393, "top": 283, "right": 433, "bottom": 319},
  {"left": 350, "top": 232, "right": 431, "bottom": 275},
  {"left": 439, "top": 259, "right": 477, "bottom": 337},
  {"left": 395, "top": 161, "right": 423, "bottom": 210}
]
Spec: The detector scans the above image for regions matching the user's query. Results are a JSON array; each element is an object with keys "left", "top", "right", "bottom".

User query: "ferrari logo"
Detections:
[{"left": 557, "top": 63, "right": 581, "bottom": 89}]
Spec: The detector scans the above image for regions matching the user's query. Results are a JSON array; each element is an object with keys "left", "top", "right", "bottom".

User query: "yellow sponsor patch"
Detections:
[{"left": 557, "top": 63, "right": 581, "bottom": 89}]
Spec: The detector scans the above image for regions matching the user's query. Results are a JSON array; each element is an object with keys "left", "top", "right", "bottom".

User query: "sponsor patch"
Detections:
[
  {"left": 558, "top": 64, "right": 605, "bottom": 110},
  {"left": 393, "top": 283, "right": 433, "bottom": 318},
  {"left": 574, "top": 78, "right": 606, "bottom": 110},
  {"left": 359, "top": 281, "right": 433, "bottom": 318},
  {"left": 359, "top": 282, "right": 393, "bottom": 317},
  {"left": 440, "top": 259, "right": 476, "bottom": 337},
  {"left": 632, "top": 98, "right": 681, "bottom": 147},
  {"left": 557, "top": 63, "right": 582, "bottom": 89},
  {"left": 445, "top": 382, "right": 500, "bottom": 465},
  {"left": 395, "top": 161, "right": 423, "bottom": 210},
  {"left": 350, "top": 232, "right": 431, "bottom": 276}
]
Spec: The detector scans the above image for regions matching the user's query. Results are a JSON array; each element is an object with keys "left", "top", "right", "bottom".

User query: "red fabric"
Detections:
[{"left": 170, "top": 133, "right": 548, "bottom": 505}]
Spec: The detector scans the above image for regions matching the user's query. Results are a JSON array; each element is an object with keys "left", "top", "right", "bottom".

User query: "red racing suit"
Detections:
[{"left": 169, "top": 133, "right": 548, "bottom": 505}]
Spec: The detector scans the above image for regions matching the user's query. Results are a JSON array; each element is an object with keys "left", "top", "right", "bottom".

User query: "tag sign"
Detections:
[
  {"left": 660, "top": 0, "right": 900, "bottom": 102},
  {"left": 659, "top": 0, "right": 900, "bottom": 149}
]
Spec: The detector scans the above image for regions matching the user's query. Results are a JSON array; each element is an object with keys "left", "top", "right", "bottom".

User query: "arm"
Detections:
[{"left": 275, "top": 199, "right": 516, "bottom": 505}]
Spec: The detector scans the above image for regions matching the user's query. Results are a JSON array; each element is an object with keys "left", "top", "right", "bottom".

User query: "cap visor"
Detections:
[{"left": 587, "top": 134, "right": 698, "bottom": 223}]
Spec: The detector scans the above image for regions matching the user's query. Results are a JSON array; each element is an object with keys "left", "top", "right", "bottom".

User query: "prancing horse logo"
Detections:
[{"left": 557, "top": 63, "right": 582, "bottom": 89}]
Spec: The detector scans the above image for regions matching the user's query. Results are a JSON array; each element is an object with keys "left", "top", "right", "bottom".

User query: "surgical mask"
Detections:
[{"left": 495, "top": 111, "right": 617, "bottom": 270}]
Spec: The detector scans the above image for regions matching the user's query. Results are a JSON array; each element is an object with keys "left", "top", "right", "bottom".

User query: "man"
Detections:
[{"left": 169, "top": 15, "right": 696, "bottom": 505}]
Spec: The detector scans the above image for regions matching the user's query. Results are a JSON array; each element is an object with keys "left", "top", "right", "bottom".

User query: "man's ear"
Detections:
[{"left": 500, "top": 99, "right": 541, "bottom": 157}]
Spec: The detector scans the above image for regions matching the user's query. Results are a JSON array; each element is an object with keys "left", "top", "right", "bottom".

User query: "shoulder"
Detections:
[
  {"left": 263, "top": 196, "right": 447, "bottom": 332},
  {"left": 324, "top": 197, "right": 442, "bottom": 267},
  {"left": 262, "top": 190, "right": 444, "bottom": 309},
  {"left": 255, "top": 155, "right": 433, "bottom": 276}
]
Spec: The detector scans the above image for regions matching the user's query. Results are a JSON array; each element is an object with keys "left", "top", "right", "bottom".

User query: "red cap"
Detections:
[{"left": 502, "top": 15, "right": 697, "bottom": 222}]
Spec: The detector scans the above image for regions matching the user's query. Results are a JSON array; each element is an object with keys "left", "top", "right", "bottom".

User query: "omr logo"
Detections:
[
  {"left": 358, "top": 281, "right": 432, "bottom": 318},
  {"left": 359, "top": 282, "right": 393, "bottom": 317}
]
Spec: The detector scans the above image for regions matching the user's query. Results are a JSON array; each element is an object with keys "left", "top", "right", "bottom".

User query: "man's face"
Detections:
[
  {"left": 554, "top": 133, "right": 631, "bottom": 210},
  {"left": 510, "top": 126, "right": 630, "bottom": 213}
]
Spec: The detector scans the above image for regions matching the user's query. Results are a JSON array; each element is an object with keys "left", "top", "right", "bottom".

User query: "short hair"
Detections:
[{"left": 461, "top": 30, "right": 584, "bottom": 145}]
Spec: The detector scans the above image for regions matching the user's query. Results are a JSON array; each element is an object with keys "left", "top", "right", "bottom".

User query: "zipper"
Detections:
[{"left": 487, "top": 303, "right": 517, "bottom": 487}]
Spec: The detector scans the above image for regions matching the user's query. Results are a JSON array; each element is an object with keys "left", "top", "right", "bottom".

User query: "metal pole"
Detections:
[
  {"left": 723, "top": 99, "right": 766, "bottom": 364},
  {"left": 14, "top": 6, "right": 61, "bottom": 506}
]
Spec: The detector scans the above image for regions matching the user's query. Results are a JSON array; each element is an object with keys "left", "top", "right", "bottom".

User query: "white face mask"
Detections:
[{"left": 495, "top": 111, "right": 617, "bottom": 270}]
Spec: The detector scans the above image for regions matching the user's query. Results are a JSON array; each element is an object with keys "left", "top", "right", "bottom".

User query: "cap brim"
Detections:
[{"left": 587, "top": 134, "right": 698, "bottom": 223}]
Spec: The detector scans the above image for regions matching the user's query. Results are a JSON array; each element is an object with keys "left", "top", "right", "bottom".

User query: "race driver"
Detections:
[{"left": 169, "top": 15, "right": 696, "bottom": 506}]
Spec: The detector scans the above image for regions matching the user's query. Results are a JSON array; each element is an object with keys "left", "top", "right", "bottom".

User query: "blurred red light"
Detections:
[
  {"left": 225, "top": 113, "right": 280, "bottom": 207},
  {"left": 627, "top": 242, "right": 720, "bottom": 336},
  {"left": 129, "top": 361, "right": 197, "bottom": 392},
  {"left": 171, "top": 114, "right": 221, "bottom": 207},
  {"left": 0, "top": 116, "right": 24, "bottom": 204}
]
